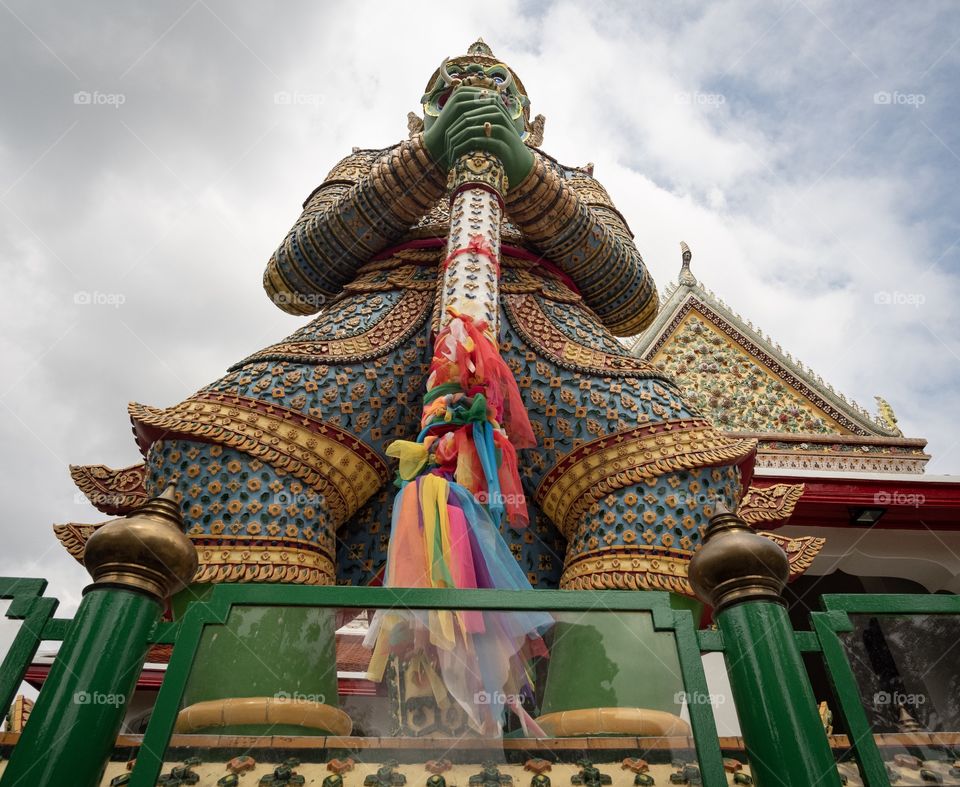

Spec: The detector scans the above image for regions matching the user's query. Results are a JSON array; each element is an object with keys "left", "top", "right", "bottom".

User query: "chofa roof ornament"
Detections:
[{"left": 679, "top": 241, "right": 697, "bottom": 287}]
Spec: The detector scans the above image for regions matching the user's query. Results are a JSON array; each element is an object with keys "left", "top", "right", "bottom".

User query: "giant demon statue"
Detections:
[{"left": 66, "top": 39, "right": 755, "bottom": 599}]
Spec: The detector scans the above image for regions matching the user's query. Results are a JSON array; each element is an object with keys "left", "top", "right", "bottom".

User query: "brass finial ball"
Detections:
[
  {"left": 688, "top": 508, "right": 789, "bottom": 612},
  {"left": 83, "top": 486, "right": 198, "bottom": 601}
]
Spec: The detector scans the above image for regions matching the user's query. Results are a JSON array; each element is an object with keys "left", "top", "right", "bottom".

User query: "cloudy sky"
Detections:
[{"left": 2, "top": 0, "right": 960, "bottom": 612}]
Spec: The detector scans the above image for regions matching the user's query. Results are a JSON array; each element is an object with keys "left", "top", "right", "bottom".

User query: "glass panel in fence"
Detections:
[
  {"left": 841, "top": 613, "right": 960, "bottom": 734},
  {"left": 839, "top": 612, "right": 960, "bottom": 784},
  {"left": 128, "top": 605, "right": 726, "bottom": 787}
]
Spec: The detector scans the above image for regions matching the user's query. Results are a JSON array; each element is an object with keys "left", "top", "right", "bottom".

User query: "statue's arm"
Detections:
[
  {"left": 504, "top": 154, "right": 658, "bottom": 336},
  {"left": 263, "top": 134, "right": 446, "bottom": 314}
]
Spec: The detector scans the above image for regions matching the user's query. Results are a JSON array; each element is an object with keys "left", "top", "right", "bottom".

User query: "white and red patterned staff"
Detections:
[
  {"left": 389, "top": 65, "right": 535, "bottom": 534},
  {"left": 366, "top": 68, "right": 546, "bottom": 737}
]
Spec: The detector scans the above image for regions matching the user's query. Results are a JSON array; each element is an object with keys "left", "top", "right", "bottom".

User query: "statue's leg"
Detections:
[
  {"left": 145, "top": 439, "right": 337, "bottom": 584},
  {"left": 534, "top": 466, "right": 739, "bottom": 735},
  {"left": 559, "top": 464, "right": 742, "bottom": 591},
  {"left": 501, "top": 285, "right": 754, "bottom": 736},
  {"left": 142, "top": 437, "right": 353, "bottom": 735}
]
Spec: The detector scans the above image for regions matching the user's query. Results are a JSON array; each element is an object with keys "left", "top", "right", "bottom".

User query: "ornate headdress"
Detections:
[
  {"left": 423, "top": 39, "right": 530, "bottom": 120},
  {"left": 412, "top": 39, "right": 545, "bottom": 146}
]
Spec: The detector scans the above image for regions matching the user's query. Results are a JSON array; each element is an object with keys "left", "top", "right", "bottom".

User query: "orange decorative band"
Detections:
[
  {"left": 53, "top": 524, "right": 335, "bottom": 586},
  {"left": 129, "top": 393, "right": 390, "bottom": 526},
  {"left": 560, "top": 546, "right": 695, "bottom": 595},
  {"left": 504, "top": 294, "right": 665, "bottom": 378},
  {"left": 560, "top": 533, "right": 822, "bottom": 595},
  {"left": 234, "top": 289, "right": 432, "bottom": 367},
  {"left": 193, "top": 539, "right": 335, "bottom": 585},
  {"left": 536, "top": 419, "right": 756, "bottom": 539}
]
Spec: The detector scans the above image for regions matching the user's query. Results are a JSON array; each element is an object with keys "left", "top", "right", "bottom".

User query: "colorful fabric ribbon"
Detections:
[{"left": 366, "top": 308, "right": 549, "bottom": 735}]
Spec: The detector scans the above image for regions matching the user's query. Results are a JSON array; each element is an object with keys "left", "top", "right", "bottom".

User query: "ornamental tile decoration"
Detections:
[
  {"left": 630, "top": 244, "right": 929, "bottom": 473},
  {"left": 736, "top": 482, "right": 805, "bottom": 524},
  {"left": 649, "top": 310, "right": 846, "bottom": 435}
]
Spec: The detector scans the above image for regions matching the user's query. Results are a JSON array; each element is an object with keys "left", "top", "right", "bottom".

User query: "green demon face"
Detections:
[{"left": 421, "top": 58, "right": 530, "bottom": 138}]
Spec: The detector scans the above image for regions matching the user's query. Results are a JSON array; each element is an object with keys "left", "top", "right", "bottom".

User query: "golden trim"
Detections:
[
  {"left": 323, "top": 148, "right": 385, "bottom": 185},
  {"left": 536, "top": 419, "right": 756, "bottom": 539},
  {"left": 129, "top": 394, "right": 389, "bottom": 527},
  {"left": 53, "top": 522, "right": 102, "bottom": 561},
  {"left": 448, "top": 149, "right": 509, "bottom": 194},
  {"left": 605, "top": 274, "right": 660, "bottom": 337},
  {"left": 757, "top": 531, "right": 826, "bottom": 578},
  {"left": 560, "top": 548, "right": 694, "bottom": 595},
  {"left": 238, "top": 288, "right": 432, "bottom": 366},
  {"left": 175, "top": 697, "right": 352, "bottom": 735},
  {"left": 55, "top": 523, "right": 335, "bottom": 586},
  {"left": 560, "top": 532, "right": 820, "bottom": 596},
  {"left": 566, "top": 172, "right": 615, "bottom": 210},
  {"left": 6, "top": 696, "right": 33, "bottom": 734},
  {"left": 194, "top": 541, "right": 335, "bottom": 585},
  {"left": 504, "top": 294, "right": 663, "bottom": 378},
  {"left": 738, "top": 483, "right": 805, "bottom": 524},
  {"left": 536, "top": 708, "right": 691, "bottom": 737},
  {"left": 69, "top": 462, "right": 148, "bottom": 515}
]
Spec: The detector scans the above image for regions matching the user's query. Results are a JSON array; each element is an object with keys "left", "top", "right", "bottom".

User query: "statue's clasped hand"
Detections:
[{"left": 423, "top": 87, "right": 534, "bottom": 188}]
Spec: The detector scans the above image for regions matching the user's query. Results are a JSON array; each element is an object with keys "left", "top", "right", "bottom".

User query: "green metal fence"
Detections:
[
  {"left": 0, "top": 578, "right": 61, "bottom": 719},
  {"left": 2, "top": 580, "right": 959, "bottom": 787},
  {"left": 811, "top": 593, "right": 960, "bottom": 787},
  {"left": 135, "top": 586, "right": 727, "bottom": 787}
]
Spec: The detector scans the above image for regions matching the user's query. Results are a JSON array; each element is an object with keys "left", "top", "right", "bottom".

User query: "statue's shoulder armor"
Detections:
[
  {"left": 301, "top": 144, "right": 400, "bottom": 208},
  {"left": 529, "top": 147, "right": 634, "bottom": 236}
]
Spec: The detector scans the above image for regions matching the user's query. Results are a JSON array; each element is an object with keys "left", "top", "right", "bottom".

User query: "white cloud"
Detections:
[{"left": 2, "top": 0, "right": 960, "bottom": 608}]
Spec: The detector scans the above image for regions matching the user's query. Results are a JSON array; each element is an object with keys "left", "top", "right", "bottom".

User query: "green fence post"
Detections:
[
  {"left": 812, "top": 610, "right": 889, "bottom": 786},
  {"left": 689, "top": 509, "right": 841, "bottom": 787},
  {"left": 0, "top": 489, "right": 196, "bottom": 787}
]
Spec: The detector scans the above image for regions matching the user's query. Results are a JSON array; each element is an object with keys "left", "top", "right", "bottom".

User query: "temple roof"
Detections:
[{"left": 630, "top": 244, "right": 929, "bottom": 474}]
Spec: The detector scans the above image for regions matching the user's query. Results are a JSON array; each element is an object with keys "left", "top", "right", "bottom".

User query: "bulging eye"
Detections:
[{"left": 493, "top": 75, "right": 505, "bottom": 85}]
